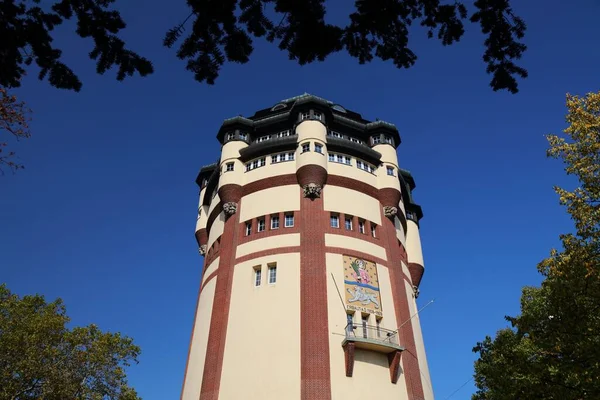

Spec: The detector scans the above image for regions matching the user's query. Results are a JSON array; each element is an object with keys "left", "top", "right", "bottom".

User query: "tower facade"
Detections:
[{"left": 182, "top": 94, "right": 432, "bottom": 400}]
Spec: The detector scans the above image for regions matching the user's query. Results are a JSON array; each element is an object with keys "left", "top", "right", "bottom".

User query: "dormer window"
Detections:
[
  {"left": 239, "top": 132, "right": 248, "bottom": 140},
  {"left": 313, "top": 112, "right": 322, "bottom": 121},
  {"left": 300, "top": 111, "right": 311, "bottom": 121},
  {"left": 372, "top": 136, "right": 382, "bottom": 145},
  {"left": 227, "top": 132, "right": 235, "bottom": 140},
  {"left": 257, "top": 135, "right": 271, "bottom": 143}
]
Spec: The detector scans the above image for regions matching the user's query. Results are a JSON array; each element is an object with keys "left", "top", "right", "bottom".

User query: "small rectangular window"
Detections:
[
  {"left": 371, "top": 224, "right": 377, "bottom": 238},
  {"left": 245, "top": 222, "right": 252, "bottom": 236},
  {"left": 328, "top": 153, "right": 334, "bottom": 162},
  {"left": 384, "top": 135, "right": 393, "bottom": 144},
  {"left": 239, "top": 132, "right": 248, "bottom": 140},
  {"left": 254, "top": 267, "right": 262, "bottom": 287},
  {"left": 257, "top": 135, "right": 271, "bottom": 143},
  {"left": 345, "top": 216, "right": 353, "bottom": 230},
  {"left": 372, "top": 136, "right": 381, "bottom": 145},
  {"left": 271, "top": 215, "right": 280, "bottom": 229},
  {"left": 376, "top": 318, "right": 382, "bottom": 338},
  {"left": 386, "top": 166, "right": 394, "bottom": 176},
  {"left": 284, "top": 213, "right": 294, "bottom": 227},
  {"left": 227, "top": 132, "right": 235, "bottom": 140},
  {"left": 225, "top": 162, "right": 234, "bottom": 172},
  {"left": 330, "top": 214, "right": 339, "bottom": 228},
  {"left": 313, "top": 112, "right": 322, "bottom": 121},
  {"left": 268, "top": 264, "right": 277, "bottom": 284},
  {"left": 257, "top": 218, "right": 265, "bottom": 232},
  {"left": 358, "top": 221, "right": 365, "bottom": 234},
  {"left": 315, "top": 143, "right": 323, "bottom": 153},
  {"left": 300, "top": 112, "right": 310, "bottom": 120},
  {"left": 277, "top": 130, "right": 291, "bottom": 137},
  {"left": 301, "top": 143, "right": 310, "bottom": 153}
]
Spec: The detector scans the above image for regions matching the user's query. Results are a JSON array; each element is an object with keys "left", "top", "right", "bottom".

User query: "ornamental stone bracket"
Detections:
[
  {"left": 412, "top": 285, "right": 420, "bottom": 299},
  {"left": 383, "top": 206, "right": 398, "bottom": 218},
  {"left": 303, "top": 183, "right": 323, "bottom": 199},
  {"left": 199, "top": 245, "right": 207, "bottom": 256},
  {"left": 223, "top": 202, "right": 238, "bottom": 216}
]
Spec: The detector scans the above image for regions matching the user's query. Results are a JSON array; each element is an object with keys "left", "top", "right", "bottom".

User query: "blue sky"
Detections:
[{"left": 1, "top": 1, "right": 597, "bottom": 398}]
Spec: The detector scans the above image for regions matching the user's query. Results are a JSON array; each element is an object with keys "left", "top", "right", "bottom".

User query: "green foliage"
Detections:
[
  {"left": 0, "top": 1, "right": 527, "bottom": 94},
  {"left": 0, "top": 0, "right": 154, "bottom": 91},
  {"left": 165, "top": 0, "right": 527, "bottom": 92},
  {"left": 472, "top": 92, "right": 600, "bottom": 399},
  {"left": 0, "top": 284, "right": 141, "bottom": 400}
]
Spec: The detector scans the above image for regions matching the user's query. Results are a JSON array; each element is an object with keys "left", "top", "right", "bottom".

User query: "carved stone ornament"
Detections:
[
  {"left": 383, "top": 206, "right": 398, "bottom": 218},
  {"left": 199, "top": 245, "right": 207, "bottom": 256},
  {"left": 223, "top": 202, "right": 238, "bottom": 216},
  {"left": 412, "top": 285, "right": 420, "bottom": 299},
  {"left": 303, "top": 183, "right": 322, "bottom": 199}
]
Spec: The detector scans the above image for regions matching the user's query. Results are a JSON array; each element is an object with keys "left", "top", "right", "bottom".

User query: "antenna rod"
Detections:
[
  {"left": 330, "top": 273, "right": 347, "bottom": 313},
  {"left": 398, "top": 299, "right": 435, "bottom": 330}
]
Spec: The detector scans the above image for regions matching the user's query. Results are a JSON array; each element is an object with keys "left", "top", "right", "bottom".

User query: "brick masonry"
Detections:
[
  {"left": 380, "top": 207, "right": 425, "bottom": 400},
  {"left": 300, "top": 192, "right": 332, "bottom": 400},
  {"left": 187, "top": 173, "right": 426, "bottom": 399},
  {"left": 199, "top": 200, "right": 241, "bottom": 400}
]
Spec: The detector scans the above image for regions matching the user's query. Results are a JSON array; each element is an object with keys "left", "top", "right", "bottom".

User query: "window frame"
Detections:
[
  {"left": 268, "top": 264, "right": 277, "bottom": 284},
  {"left": 284, "top": 213, "right": 294, "bottom": 228},
  {"left": 344, "top": 216, "right": 353, "bottom": 231},
  {"left": 301, "top": 143, "right": 310, "bottom": 153},
  {"left": 271, "top": 215, "right": 280, "bottom": 229},
  {"left": 257, "top": 218, "right": 266, "bottom": 232},
  {"left": 358, "top": 220, "right": 365, "bottom": 234},
  {"left": 245, "top": 222, "right": 252, "bottom": 236},
  {"left": 254, "top": 267, "right": 262, "bottom": 287},
  {"left": 315, "top": 143, "right": 323, "bottom": 154},
  {"left": 386, "top": 166, "right": 394, "bottom": 176},
  {"left": 330, "top": 214, "right": 340, "bottom": 229},
  {"left": 371, "top": 224, "right": 377, "bottom": 238},
  {"left": 225, "top": 162, "right": 234, "bottom": 172}
]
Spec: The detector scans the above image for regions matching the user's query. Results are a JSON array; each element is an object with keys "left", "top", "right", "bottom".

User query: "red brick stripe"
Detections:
[
  {"left": 300, "top": 194, "right": 332, "bottom": 400},
  {"left": 199, "top": 202, "right": 242, "bottom": 400},
  {"left": 199, "top": 269, "right": 219, "bottom": 295},
  {"left": 380, "top": 209, "right": 425, "bottom": 399}
]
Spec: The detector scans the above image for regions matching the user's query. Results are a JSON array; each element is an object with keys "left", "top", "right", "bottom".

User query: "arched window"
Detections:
[
  {"left": 271, "top": 103, "right": 287, "bottom": 111},
  {"left": 331, "top": 104, "right": 347, "bottom": 113}
]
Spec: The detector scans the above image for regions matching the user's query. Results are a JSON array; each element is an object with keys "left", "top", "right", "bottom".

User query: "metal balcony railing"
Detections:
[{"left": 345, "top": 323, "right": 400, "bottom": 347}]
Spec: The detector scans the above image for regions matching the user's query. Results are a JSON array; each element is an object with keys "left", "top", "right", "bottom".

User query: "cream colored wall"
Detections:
[
  {"left": 395, "top": 216, "right": 406, "bottom": 249},
  {"left": 235, "top": 233, "right": 300, "bottom": 258},
  {"left": 196, "top": 189, "right": 208, "bottom": 232},
  {"left": 201, "top": 257, "right": 220, "bottom": 286},
  {"left": 323, "top": 186, "right": 381, "bottom": 225},
  {"left": 324, "top": 234, "right": 386, "bottom": 260},
  {"left": 297, "top": 141, "right": 327, "bottom": 171},
  {"left": 181, "top": 277, "right": 217, "bottom": 400},
  {"left": 296, "top": 120, "right": 327, "bottom": 141},
  {"left": 220, "top": 141, "right": 247, "bottom": 162},
  {"left": 243, "top": 160, "right": 297, "bottom": 184},
  {"left": 219, "top": 253, "right": 301, "bottom": 400},
  {"left": 372, "top": 144, "right": 399, "bottom": 167},
  {"left": 377, "top": 165, "right": 402, "bottom": 192},
  {"left": 404, "top": 280, "right": 434, "bottom": 400},
  {"left": 327, "top": 163, "right": 378, "bottom": 187},
  {"left": 406, "top": 220, "right": 424, "bottom": 266},
  {"left": 325, "top": 253, "right": 409, "bottom": 400},
  {"left": 239, "top": 185, "right": 301, "bottom": 222},
  {"left": 207, "top": 193, "right": 221, "bottom": 218},
  {"left": 401, "top": 260, "right": 411, "bottom": 283},
  {"left": 207, "top": 213, "right": 225, "bottom": 250}
]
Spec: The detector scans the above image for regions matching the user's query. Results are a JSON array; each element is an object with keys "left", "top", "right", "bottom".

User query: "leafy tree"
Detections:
[
  {"left": 166, "top": 0, "right": 527, "bottom": 93},
  {"left": 472, "top": 92, "right": 600, "bottom": 399},
  {"left": 1, "top": 0, "right": 526, "bottom": 94},
  {"left": 0, "top": 88, "right": 31, "bottom": 174},
  {"left": 0, "top": 284, "right": 141, "bottom": 400}
]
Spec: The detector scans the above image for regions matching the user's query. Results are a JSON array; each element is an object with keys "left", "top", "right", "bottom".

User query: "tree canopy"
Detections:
[
  {"left": 1, "top": 0, "right": 527, "bottom": 94},
  {"left": 472, "top": 92, "right": 600, "bottom": 399},
  {"left": 0, "top": 284, "right": 141, "bottom": 400}
]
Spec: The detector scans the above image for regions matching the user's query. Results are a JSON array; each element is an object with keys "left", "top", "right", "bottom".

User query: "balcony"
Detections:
[
  {"left": 342, "top": 323, "right": 404, "bottom": 353},
  {"left": 342, "top": 324, "right": 405, "bottom": 383}
]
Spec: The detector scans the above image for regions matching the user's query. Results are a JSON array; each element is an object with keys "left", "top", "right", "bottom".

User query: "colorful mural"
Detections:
[{"left": 343, "top": 255, "right": 382, "bottom": 317}]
